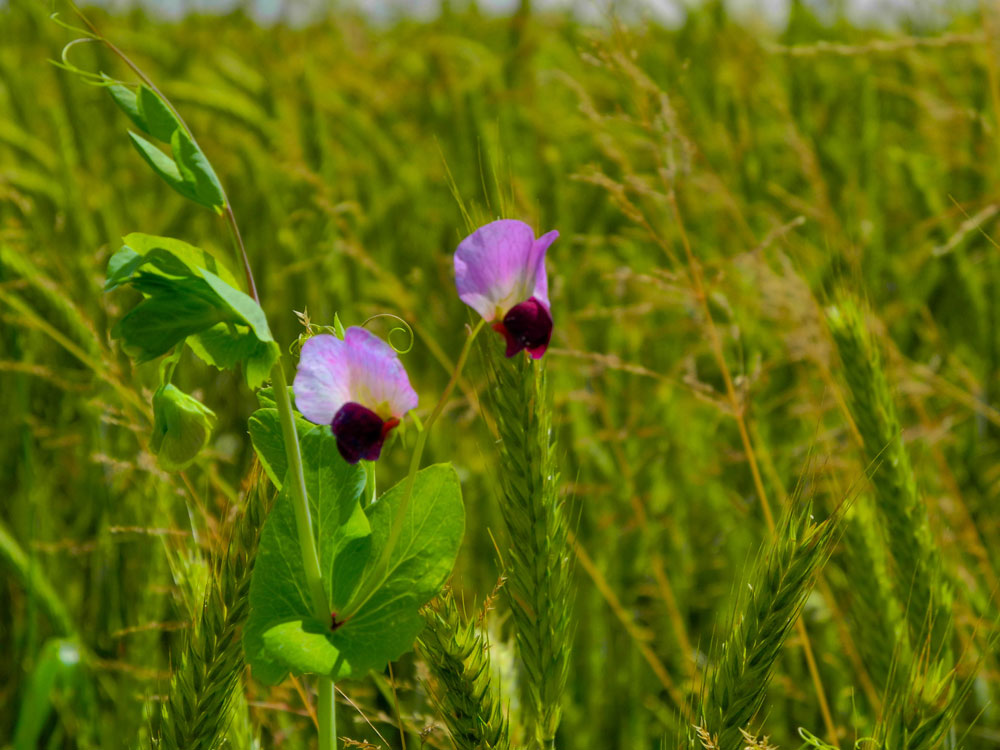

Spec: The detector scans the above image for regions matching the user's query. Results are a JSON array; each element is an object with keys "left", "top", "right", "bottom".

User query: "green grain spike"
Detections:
[
  {"left": 417, "top": 589, "right": 511, "bottom": 750},
  {"left": 697, "top": 500, "right": 843, "bottom": 750},
  {"left": 826, "top": 297, "right": 953, "bottom": 662},
  {"left": 482, "top": 347, "right": 572, "bottom": 749}
]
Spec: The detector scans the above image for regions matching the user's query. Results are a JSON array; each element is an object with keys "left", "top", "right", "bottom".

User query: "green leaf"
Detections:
[
  {"left": 338, "top": 463, "right": 465, "bottom": 674},
  {"left": 171, "top": 127, "right": 226, "bottom": 209},
  {"left": 127, "top": 130, "right": 200, "bottom": 203},
  {"left": 137, "top": 85, "right": 181, "bottom": 142},
  {"left": 117, "top": 232, "right": 238, "bottom": 288},
  {"left": 248, "top": 405, "right": 314, "bottom": 488},
  {"left": 262, "top": 619, "right": 344, "bottom": 678},
  {"left": 245, "top": 462, "right": 464, "bottom": 685},
  {"left": 12, "top": 639, "right": 84, "bottom": 750},
  {"left": 244, "top": 427, "right": 369, "bottom": 686},
  {"left": 105, "top": 238, "right": 278, "bottom": 385},
  {"left": 112, "top": 281, "right": 225, "bottom": 362},
  {"left": 106, "top": 82, "right": 147, "bottom": 133},
  {"left": 150, "top": 384, "right": 216, "bottom": 471},
  {"left": 188, "top": 325, "right": 278, "bottom": 390}
]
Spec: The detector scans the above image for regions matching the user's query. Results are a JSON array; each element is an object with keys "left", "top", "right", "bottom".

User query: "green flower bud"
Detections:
[{"left": 151, "top": 384, "right": 216, "bottom": 471}]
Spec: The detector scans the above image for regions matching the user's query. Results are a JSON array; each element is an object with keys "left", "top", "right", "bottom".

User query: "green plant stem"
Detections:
[
  {"left": 319, "top": 679, "right": 336, "bottom": 750},
  {"left": 272, "top": 361, "right": 336, "bottom": 748}
]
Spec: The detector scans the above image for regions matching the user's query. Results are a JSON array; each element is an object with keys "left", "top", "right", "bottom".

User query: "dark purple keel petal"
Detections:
[
  {"left": 493, "top": 297, "right": 553, "bottom": 359},
  {"left": 330, "top": 402, "right": 400, "bottom": 464}
]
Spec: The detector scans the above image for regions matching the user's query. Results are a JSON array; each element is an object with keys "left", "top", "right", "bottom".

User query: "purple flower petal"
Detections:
[
  {"left": 454, "top": 220, "right": 558, "bottom": 322},
  {"left": 293, "top": 327, "right": 418, "bottom": 431},
  {"left": 341, "top": 327, "right": 418, "bottom": 419},
  {"left": 293, "top": 334, "right": 352, "bottom": 425},
  {"left": 331, "top": 402, "right": 400, "bottom": 464},
  {"left": 493, "top": 297, "right": 553, "bottom": 359}
]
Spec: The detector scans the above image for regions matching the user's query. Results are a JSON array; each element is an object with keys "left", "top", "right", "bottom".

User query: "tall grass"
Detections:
[{"left": 2, "top": 0, "right": 999, "bottom": 746}]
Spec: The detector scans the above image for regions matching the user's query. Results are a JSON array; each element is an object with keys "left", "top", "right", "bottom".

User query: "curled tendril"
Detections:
[
  {"left": 361, "top": 314, "right": 414, "bottom": 354},
  {"left": 49, "top": 12, "right": 98, "bottom": 40},
  {"left": 49, "top": 37, "right": 113, "bottom": 86}
]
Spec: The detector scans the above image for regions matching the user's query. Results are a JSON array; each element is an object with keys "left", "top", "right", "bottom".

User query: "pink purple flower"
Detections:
[
  {"left": 454, "top": 219, "right": 559, "bottom": 359},
  {"left": 293, "top": 327, "right": 418, "bottom": 464}
]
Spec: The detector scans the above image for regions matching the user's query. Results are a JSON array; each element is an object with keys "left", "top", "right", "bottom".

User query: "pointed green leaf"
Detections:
[
  {"left": 127, "top": 130, "right": 200, "bottom": 203},
  {"left": 106, "top": 82, "right": 147, "bottom": 133},
  {"left": 337, "top": 463, "right": 464, "bottom": 674},
  {"left": 137, "top": 85, "right": 181, "bottom": 142},
  {"left": 171, "top": 128, "right": 225, "bottom": 209}
]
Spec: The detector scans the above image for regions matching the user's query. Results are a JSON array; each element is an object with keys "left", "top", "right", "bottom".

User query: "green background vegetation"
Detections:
[{"left": 3, "top": 0, "right": 1000, "bottom": 747}]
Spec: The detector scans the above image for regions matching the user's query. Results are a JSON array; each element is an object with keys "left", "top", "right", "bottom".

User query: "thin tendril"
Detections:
[
  {"left": 48, "top": 12, "right": 98, "bottom": 39},
  {"left": 361, "top": 313, "right": 414, "bottom": 354},
  {"left": 50, "top": 38, "right": 109, "bottom": 84}
]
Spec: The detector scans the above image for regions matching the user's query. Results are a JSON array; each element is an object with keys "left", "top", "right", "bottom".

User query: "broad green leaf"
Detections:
[
  {"left": 105, "top": 239, "right": 278, "bottom": 385},
  {"left": 245, "top": 463, "right": 464, "bottom": 684},
  {"left": 116, "top": 232, "right": 238, "bottom": 288},
  {"left": 137, "top": 85, "right": 181, "bottom": 142},
  {"left": 127, "top": 130, "right": 200, "bottom": 203},
  {"left": 248, "top": 404, "right": 314, "bottom": 488},
  {"left": 200, "top": 269, "right": 271, "bottom": 342},
  {"left": 244, "top": 427, "right": 369, "bottom": 685},
  {"left": 262, "top": 619, "right": 343, "bottom": 678},
  {"left": 112, "top": 282, "right": 225, "bottom": 362},
  {"left": 171, "top": 128, "right": 226, "bottom": 209},
  {"left": 188, "top": 325, "right": 278, "bottom": 390},
  {"left": 150, "top": 384, "right": 216, "bottom": 471},
  {"left": 337, "top": 463, "right": 465, "bottom": 674}
]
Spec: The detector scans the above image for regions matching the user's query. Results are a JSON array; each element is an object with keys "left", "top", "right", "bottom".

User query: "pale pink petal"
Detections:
[
  {"left": 293, "top": 334, "right": 352, "bottom": 425},
  {"left": 455, "top": 219, "right": 540, "bottom": 321},
  {"left": 343, "top": 327, "right": 418, "bottom": 420}
]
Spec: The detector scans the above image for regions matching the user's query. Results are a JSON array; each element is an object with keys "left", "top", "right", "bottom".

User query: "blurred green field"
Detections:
[{"left": 4, "top": 0, "right": 1000, "bottom": 747}]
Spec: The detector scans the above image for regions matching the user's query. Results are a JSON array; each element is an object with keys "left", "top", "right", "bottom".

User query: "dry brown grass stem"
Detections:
[
  {"left": 767, "top": 31, "right": 986, "bottom": 57},
  {"left": 568, "top": 529, "right": 689, "bottom": 717}
]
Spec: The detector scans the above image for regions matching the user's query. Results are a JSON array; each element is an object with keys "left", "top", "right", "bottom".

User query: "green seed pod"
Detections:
[{"left": 151, "top": 384, "right": 216, "bottom": 471}]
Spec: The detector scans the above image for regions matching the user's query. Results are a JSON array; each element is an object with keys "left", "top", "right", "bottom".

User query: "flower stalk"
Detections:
[{"left": 346, "top": 318, "right": 485, "bottom": 618}]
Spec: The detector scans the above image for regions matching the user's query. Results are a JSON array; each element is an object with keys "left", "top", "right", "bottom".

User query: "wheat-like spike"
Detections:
[
  {"left": 416, "top": 589, "right": 511, "bottom": 750},
  {"left": 839, "top": 499, "right": 910, "bottom": 693},
  {"left": 482, "top": 345, "right": 572, "bottom": 749},
  {"left": 697, "top": 500, "right": 843, "bottom": 750},
  {"left": 153, "top": 473, "right": 271, "bottom": 750},
  {"left": 826, "top": 298, "right": 953, "bottom": 661},
  {"left": 872, "top": 650, "right": 972, "bottom": 750}
]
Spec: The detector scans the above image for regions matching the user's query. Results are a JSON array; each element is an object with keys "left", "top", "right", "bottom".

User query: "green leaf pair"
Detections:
[
  {"left": 105, "top": 233, "right": 279, "bottom": 388},
  {"left": 244, "top": 415, "right": 465, "bottom": 684},
  {"left": 107, "top": 81, "right": 225, "bottom": 210}
]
